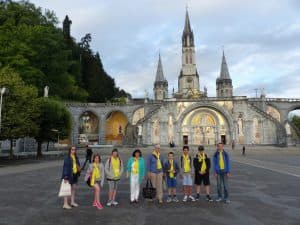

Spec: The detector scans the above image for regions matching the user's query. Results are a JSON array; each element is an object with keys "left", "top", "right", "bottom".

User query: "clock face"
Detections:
[{"left": 187, "top": 78, "right": 193, "bottom": 83}]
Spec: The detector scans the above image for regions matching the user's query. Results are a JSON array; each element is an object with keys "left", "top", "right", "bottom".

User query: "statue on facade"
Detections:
[
  {"left": 204, "top": 86, "right": 208, "bottom": 97},
  {"left": 123, "top": 124, "right": 138, "bottom": 146},
  {"left": 44, "top": 86, "right": 49, "bottom": 97},
  {"left": 63, "top": 15, "right": 72, "bottom": 39}
]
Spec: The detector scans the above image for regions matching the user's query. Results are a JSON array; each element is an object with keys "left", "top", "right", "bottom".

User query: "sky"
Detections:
[{"left": 30, "top": 0, "right": 300, "bottom": 100}]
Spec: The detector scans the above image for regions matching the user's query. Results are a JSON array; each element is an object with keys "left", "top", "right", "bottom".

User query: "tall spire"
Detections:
[
  {"left": 155, "top": 53, "right": 166, "bottom": 82},
  {"left": 154, "top": 53, "right": 168, "bottom": 100},
  {"left": 182, "top": 8, "right": 194, "bottom": 47},
  {"left": 220, "top": 50, "right": 231, "bottom": 79},
  {"left": 216, "top": 50, "right": 233, "bottom": 98},
  {"left": 183, "top": 9, "right": 192, "bottom": 35}
]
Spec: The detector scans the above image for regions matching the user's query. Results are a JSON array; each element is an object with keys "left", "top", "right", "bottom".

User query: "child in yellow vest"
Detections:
[
  {"left": 85, "top": 154, "right": 105, "bottom": 209},
  {"left": 193, "top": 146, "right": 212, "bottom": 201},
  {"left": 180, "top": 146, "right": 195, "bottom": 202},
  {"left": 105, "top": 149, "right": 124, "bottom": 206}
]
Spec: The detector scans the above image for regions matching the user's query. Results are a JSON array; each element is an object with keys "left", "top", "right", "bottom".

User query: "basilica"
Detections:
[{"left": 66, "top": 10, "right": 300, "bottom": 147}]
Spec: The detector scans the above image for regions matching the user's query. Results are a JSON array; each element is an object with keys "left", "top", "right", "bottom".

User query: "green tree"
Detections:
[
  {"left": 0, "top": 1, "right": 130, "bottom": 103},
  {"left": 0, "top": 1, "right": 88, "bottom": 101},
  {"left": 0, "top": 67, "right": 39, "bottom": 159},
  {"left": 35, "top": 98, "right": 72, "bottom": 158},
  {"left": 292, "top": 115, "right": 300, "bottom": 130}
]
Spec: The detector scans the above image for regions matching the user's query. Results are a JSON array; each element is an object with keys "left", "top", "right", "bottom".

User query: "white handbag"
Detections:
[{"left": 58, "top": 179, "right": 71, "bottom": 197}]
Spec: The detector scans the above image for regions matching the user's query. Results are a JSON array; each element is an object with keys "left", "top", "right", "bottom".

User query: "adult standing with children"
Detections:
[
  {"left": 126, "top": 149, "right": 145, "bottom": 204},
  {"left": 61, "top": 146, "right": 81, "bottom": 209},
  {"left": 213, "top": 143, "right": 231, "bottom": 203},
  {"left": 147, "top": 144, "right": 164, "bottom": 204}
]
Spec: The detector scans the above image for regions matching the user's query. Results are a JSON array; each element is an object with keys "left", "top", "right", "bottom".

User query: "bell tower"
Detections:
[
  {"left": 153, "top": 54, "right": 168, "bottom": 100},
  {"left": 177, "top": 9, "right": 202, "bottom": 98}
]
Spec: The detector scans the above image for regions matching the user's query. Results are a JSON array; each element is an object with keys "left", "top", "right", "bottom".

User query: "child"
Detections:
[
  {"left": 193, "top": 146, "right": 213, "bottom": 202},
  {"left": 105, "top": 149, "right": 124, "bottom": 206},
  {"left": 163, "top": 152, "right": 180, "bottom": 203},
  {"left": 180, "top": 146, "right": 195, "bottom": 202},
  {"left": 85, "top": 154, "right": 105, "bottom": 209}
]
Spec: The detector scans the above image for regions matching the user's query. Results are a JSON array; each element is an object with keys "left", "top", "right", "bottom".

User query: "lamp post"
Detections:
[{"left": 0, "top": 87, "right": 7, "bottom": 133}]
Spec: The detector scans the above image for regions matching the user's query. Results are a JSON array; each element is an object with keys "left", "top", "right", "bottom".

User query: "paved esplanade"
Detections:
[{"left": 0, "top": 146, "right": 300, "bottom": 225}]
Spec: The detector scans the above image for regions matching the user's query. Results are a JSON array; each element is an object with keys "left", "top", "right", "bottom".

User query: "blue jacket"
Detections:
[
  {"left": 213, "top": 150, "right": 231, "bottom": 174},
  {"left": 163, "top": 160, "right": 180, "bottom": 178},
  {"left": 147, "top": 153, "right": 164, "bottom": 174},
  {"left": 126, "top": 157, "right": 146, "bottom": 183},
  {"left": 62, "top": 155, "right": 80, "bottom": 180}
]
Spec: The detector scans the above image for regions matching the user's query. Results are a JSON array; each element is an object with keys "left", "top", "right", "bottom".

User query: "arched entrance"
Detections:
[
  {"left": 180, "top": 106, "right": 231, "bottom": 146},
  {"left": 287, "top": 108, "right": 300, "bottom": 145},
  {"left": 105, "top": 111, "right": 128, "bottom": 145},
  {"left": 132, "top": 107, "right": 145, "bottom": 125},
  {"left": 78, "top": 111, "right": 99, "bottom": 144}
]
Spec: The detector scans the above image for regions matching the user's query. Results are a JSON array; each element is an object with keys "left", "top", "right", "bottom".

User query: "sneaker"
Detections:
[
  {"left": 206, "top": 196, "right": 213, "bottom": 202},
  {"left": 183, "top": 195, "right": 188, "bottom": 202},
  {"left": 189, "top": 195, "right": 196, "bottom": 202},
  {"left": 195, "top": 194, "right": 200, "bottom": 201},
  {"left": 215, "top": 198, "right": 223, "bottom": 202},
  {"left": 224, "top": 199, "right": 231, "bottom": 204},
  {"left": 172, "top": 196, "right": 179, "bottom": 202},
  {"left": 158, "top": 200, "right": 163, "bottom": 204},
  {"left": 96, "top": 202, "right": 103, "bottom": 209},
  {"left": 111, "top": 200, "right": 119, "bottom": 206},
  {"left": 166, "top": 197, "right": 172, "bottom": 203},
  {"left": 106, "top": 201, "right": 112, "bottom": 206},
  {"left": 93, "top": 201, "right": 97, "bottom": 207},
  {"left": 63, "top": 204, "right": 72, "bottom": 210},
  {"left": 71, "top": 202, "right": 79, "bottom": 207}
]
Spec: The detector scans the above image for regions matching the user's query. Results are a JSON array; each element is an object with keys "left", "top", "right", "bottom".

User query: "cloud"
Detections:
[{"left": 29, "top": 0, "right": 300, "bottom": 99}]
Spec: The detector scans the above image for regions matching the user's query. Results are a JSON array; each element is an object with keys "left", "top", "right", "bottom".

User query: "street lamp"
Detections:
[{"left": 0, "top": 87, "right": 7, "bottom": 132}]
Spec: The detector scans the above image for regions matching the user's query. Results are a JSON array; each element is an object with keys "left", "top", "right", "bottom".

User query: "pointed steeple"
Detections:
[
  {"left": 155, "top": 53, "right": 166, "bottom": 82},
  {"left": 153, "top": 53, "right": 168, "bottom": 100},
  {"left": 183, "top": 9, "right": 192, "bottom": 34},
  {"left": 182, "top": 9, "right": 194, "bottom": 47},
  {"left": 219, "top": 50, "right": 231, "bottom": 79},
  {"left": 216, "top": 50, "right": 233, "bottom": 98}
]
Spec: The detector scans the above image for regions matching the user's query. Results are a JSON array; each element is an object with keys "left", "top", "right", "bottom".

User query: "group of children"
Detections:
[
  {"left": 61, "top": 143, "right": 231, "bottom": 210},
  {"left": 150, "top": 143, "right": 231, "bottom": 205},
  {"left": 163, "top": 145, "right": 213, "bottom": 203}
]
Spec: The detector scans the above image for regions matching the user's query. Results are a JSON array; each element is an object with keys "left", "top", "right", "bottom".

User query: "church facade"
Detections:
[{"left": 67, "top": 10, "right": 300, "bottom": 147}]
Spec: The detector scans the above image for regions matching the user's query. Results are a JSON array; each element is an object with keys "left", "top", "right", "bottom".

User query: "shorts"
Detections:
[
  {"left": 194, "top": 172, "right": 210, "bottom": 186},
  {"left": 166, "top": 177, "right": 177, "bottom": 188},
  {"left": 182, "top": 174, "right": 193, "bottom": 186},
  {"left": 107, "top": 179, "right": 119, "bottom": 191},
  {"left": 69, "top": 173, "right": 79, "bottom": 185}
]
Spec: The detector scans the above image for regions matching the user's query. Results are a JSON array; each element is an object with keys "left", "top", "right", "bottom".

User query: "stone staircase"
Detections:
[
  {"left": 136, "top": 103, "right": 162, "bottom": 125},
  {"left": 248, "top": 103, "right": 287, "bottom": 146}
]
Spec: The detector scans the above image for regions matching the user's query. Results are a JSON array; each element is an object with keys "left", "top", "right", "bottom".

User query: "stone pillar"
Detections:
[
  {"left": 216, "top": 126, "right": 220, "bottom": 143},
  {"left": 99, "top": 115, "right": 106, "bottom": 144},
  {"left": 261, "top": 119, "right": 265, "bottom": 144},
  {"left": 71, "top": 118, "right": 79, "bottom": 146},
  {"left": 245, "top": 120, "right": 252, "bottom": 145},
  {"left": 160, "top": 121, "right": 168, "bottom": 145}
]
